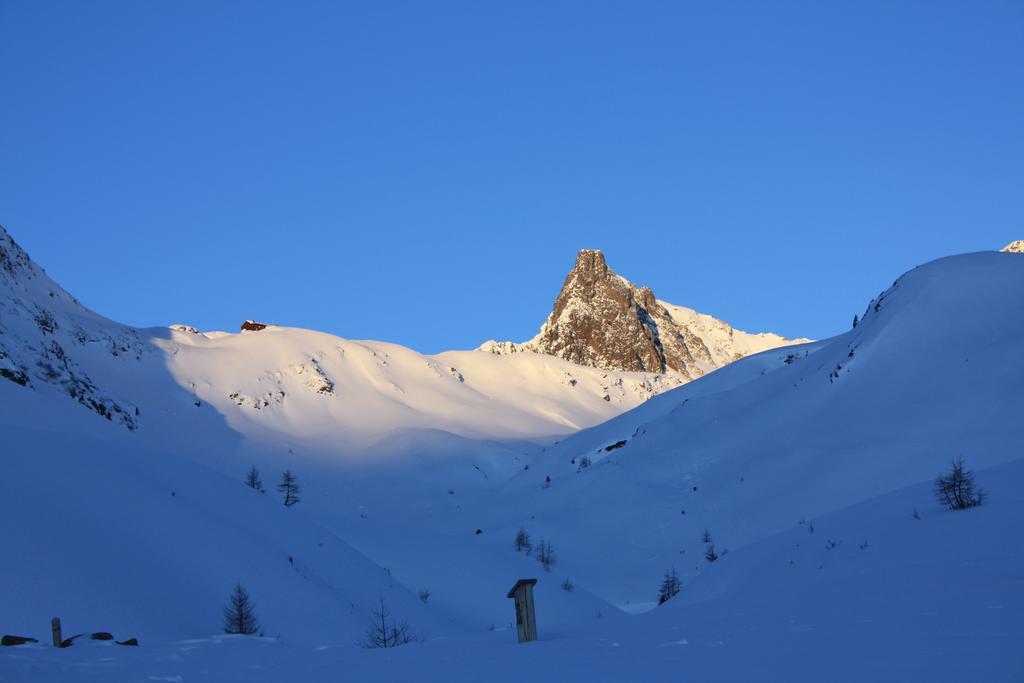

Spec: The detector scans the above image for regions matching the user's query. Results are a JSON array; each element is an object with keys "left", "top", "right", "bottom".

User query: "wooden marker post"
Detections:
[
  {"left": 506, "top": 578, "right": 538, "bottom": 643},
  {"left": 51, "top": 617, "right": 62, "bottom": 647}
]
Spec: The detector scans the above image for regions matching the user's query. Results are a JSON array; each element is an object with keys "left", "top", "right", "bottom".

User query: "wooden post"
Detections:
[
  {"left": 51, "top": 617, "right": 62, "bottom": 647},
  {"left": 506, "top": 578, "right": 538, "bottom": 643}
]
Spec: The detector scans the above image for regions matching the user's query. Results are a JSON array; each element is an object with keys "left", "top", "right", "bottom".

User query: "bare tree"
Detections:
[
  {"left": 278, "top": 470, "right": 300, "bottom": 507},
  {"left": 702, "top": 528, "right": 712, "bottom": 544},
  {"left": 360, "top": 598, "right": 420, "bottom": 648},
  {"left": 536, "top": 538, "right": 556, "bottom": 571},
  {"left": 657, "top": 568, "right": 680, "bottom": 604},
  {"left": 222, "top": 582, "right": 260, "bottom": 635},
  {"left": 514, "top": 528, "right": 532, "bottom": 554},
  {"left": 245, "top": 465, "right": 264, "bottom": 492},
  {"left": 935, "top": 457, "right": 985, "bottom": 510}
]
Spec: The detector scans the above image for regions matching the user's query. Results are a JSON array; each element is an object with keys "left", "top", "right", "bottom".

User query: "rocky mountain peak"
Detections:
[
  {"left": 1001, "top": 240, "right": 1024, "bottom": 254},
  {"left": 534, "top": 250, "right": 707, "bottom": 377},
  {"left": 572, "top": 248, "right": 610, "bottom": 276},
  {"left": 484, "top": 249, "right": 807, "bottom": 382}
]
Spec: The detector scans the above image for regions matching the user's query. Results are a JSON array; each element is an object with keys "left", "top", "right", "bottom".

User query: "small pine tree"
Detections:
[
  {"left": 657, "top": 568, "right": 681, "bottom": 604},
  {"left": 222, "top": 582, "right": 260, "bottom": 635},
  {"left": 934, "top": 457, "right": 985, "bottom": 510},
  {"left": 536, "top": 538, "right": 556, "bottom": 571},
  {"left": 704, "top": 543, "right": 718, "bottom": 563},
  {"left": 514, "top": 528, "right": 532, "bottom": 554},
  {"left": 245, "top": 465, "right": 264, "bottom": 492},
  {"left": 561, "top": 577, "right": 574, "bottom": 592},
  {"left": 701, "top": 528, "right": 712, "bottom": 544},
  {"left": 278, "top": 469, "right": 300, "bottom": 507},
  {"left": 852, "top": 314, "right": 859, "bottom": 328}
]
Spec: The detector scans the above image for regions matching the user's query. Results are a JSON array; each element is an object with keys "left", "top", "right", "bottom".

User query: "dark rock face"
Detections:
[
  {"left": 532, "top": 250, "right": 712, "bottom": 378},
  {"left": 241, "top": 320, "right": 269, "bottom": 332}
]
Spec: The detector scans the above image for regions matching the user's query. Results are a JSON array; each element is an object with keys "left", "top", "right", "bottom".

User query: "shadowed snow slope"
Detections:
[
  {"left": 4, "top": 458, "right": 1022, "bottom": 682},
  {"left": 452, "top": 252, "right": 1024, "bottom": 606}
]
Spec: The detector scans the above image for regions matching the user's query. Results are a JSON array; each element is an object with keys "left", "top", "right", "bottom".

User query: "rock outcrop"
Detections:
[
  {"left": 0, "top": 226, "right": 140, "bottom": 430},
  {"left": 482, "top": 249, "right": 807, "bottom": 381},
  {"left": 1001, "top": 240, "right": 1024, "bottom": 254}
]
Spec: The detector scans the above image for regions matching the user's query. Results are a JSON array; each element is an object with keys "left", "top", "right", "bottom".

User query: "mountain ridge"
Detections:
[{"left": 0, "top": 226, "right": 682, "bottom": 444}]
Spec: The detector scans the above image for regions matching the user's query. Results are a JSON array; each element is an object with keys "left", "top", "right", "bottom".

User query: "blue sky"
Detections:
[{"left": 2, "top": 1, "right": 1021, "bottom": 353}]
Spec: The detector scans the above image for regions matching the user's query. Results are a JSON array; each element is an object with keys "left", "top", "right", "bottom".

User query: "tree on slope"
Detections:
[
  {"left": 360, "top": 597, "right": 420, "bottom": 648},
  {"left": 704, "top": 543, "right": 719, "bottom": 563},
  {"left": 278, "top": 469, "right": 300, "bottom": 507},
  {"left": 245, "top": 465, "right": 264, "bottom": 492},
  {"left": 536, "top": 538, "right": 556, "bottom": 571},
  {"left": 935, "top": 457, "right": 985, "bottom": 510},
  {"left": 657, "top": 568, "right": 681, "bottom": 604},
  {"left": 222, "top": 582, "right": 260, "bottom": 635},
  {"left": 514, "top": 528, "right": 532, "bottom": 554}
]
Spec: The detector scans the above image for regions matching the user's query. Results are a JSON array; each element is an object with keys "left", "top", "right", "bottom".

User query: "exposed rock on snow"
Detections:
[
  {"left": 287, "top": 359, "right": 335, "bottom": 395},
  {"left": 241, "top": 320, "right": 270, "bottom": 332},
  {"left": 1001, "top": 240, "right": 1024, "bottom": 253},
  {"left": 228, "top": 389, "right": 286, "bottom": 410},
  {"left": 0, "top": 226, "right": 140, "bottom": 429},
  {"left": 483, "top": 249, "right": 807, "bottom": 380}
]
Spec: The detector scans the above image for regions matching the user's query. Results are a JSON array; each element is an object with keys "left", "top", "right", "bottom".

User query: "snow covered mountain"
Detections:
[
  {"left": 481, "top": 249, "right": 808, "bottom": 380},
  {"left": 0, "top": 227, "right": 681, "bottom": 449},
  {"left": 457, "top": 250, "right": 1024, "bottom": 607},
  {"left": 1002, "top": 239, "right": 1024, "bottom": 253},
  {"left": 2, "top": 227, "right": 1023, "bottom": 681}
]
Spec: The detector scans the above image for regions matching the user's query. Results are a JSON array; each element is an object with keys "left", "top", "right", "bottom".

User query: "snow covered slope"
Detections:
[
  {"left": 0, "top": 226, "right": 676, "bottom": 451},
  {"left": 0, "top": 224, "right": 675, "bottom": 642},
  {"left": 0, "top": 414, "right": 443, "bottom": 646},
  {"left": 0, "top": 223, "right": 633, "bottom": 645},
  {"left": 448, "top": 251, "right": 1024, "bottom": 607},
  {"left": 5, "top": 456, "right": 1022, "bottom": 682}
]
